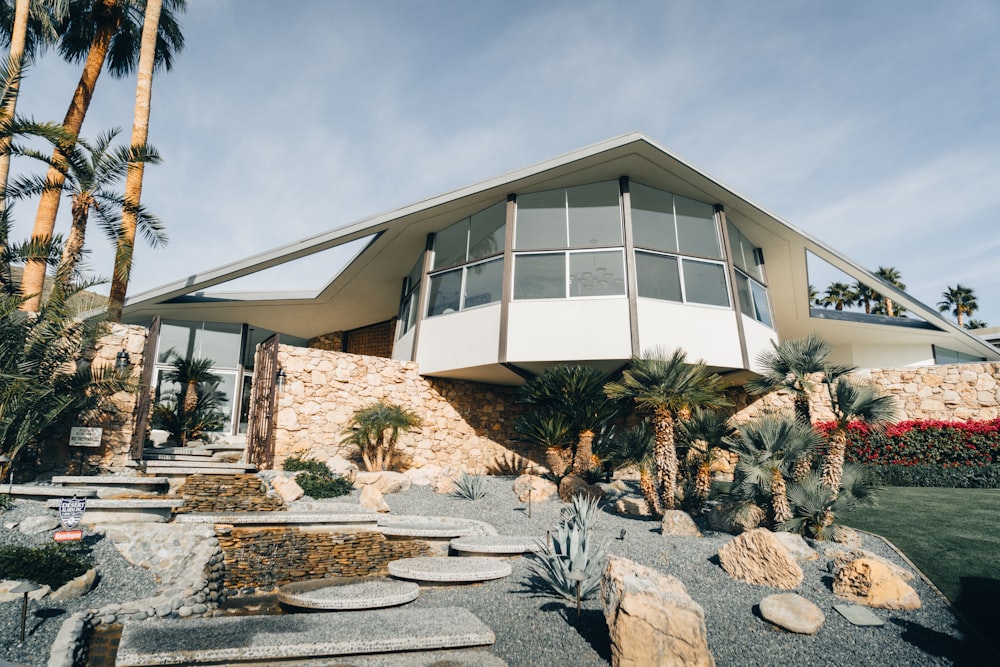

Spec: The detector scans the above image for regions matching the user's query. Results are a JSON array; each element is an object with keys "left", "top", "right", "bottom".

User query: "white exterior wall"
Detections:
[
  {"left": 506, "top": 298, "right": 632, "bottom": 362},
  {"left": 743, "top": 316, "right": 780, "bottom": 373},
  {"left": 415, "top": 304, "right": 502, "bottom": 373},
  {"left": 392, "top": 328, "right": 416, "bottom": 362},
  {"left": 843, "top": 343, "right": 935, "bottom": 369},
  {"left": 636, "top": 299, "right": 743, "bottom": 368}
]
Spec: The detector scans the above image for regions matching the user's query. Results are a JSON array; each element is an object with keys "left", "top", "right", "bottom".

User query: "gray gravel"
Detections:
[
  {"left": 0, "top": 479, "right": 993, "bottom": 667},
  {"left": 0, "top": 499, "right": 159, "bottom": 667}
]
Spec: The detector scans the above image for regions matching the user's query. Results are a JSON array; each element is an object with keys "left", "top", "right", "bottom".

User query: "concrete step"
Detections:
[
  {"left": 142, "top": 452, "right": 219, "bottom": 462},
  {"left": 127, "top": 459, "right": 256, "bottom": 474},
  {"left": 3, "top": 484, "right": 97, "bottom": 499},
  {"left": 44, "top": 498, "right": 183, "bottom": 524},
  {"left": 114, "top": 607, "right": 496, "bottom": 666},
  {"left": 52, "top": 475, "right": 169, "bottom": 487}
]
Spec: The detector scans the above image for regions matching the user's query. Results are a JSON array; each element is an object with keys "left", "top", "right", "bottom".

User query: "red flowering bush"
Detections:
[{"left": 816, "top": 419, "right": 1000, "bottom": 467}]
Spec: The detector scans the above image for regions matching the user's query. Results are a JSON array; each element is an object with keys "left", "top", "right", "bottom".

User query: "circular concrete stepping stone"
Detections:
[
  {"left": 388, "top": 557, "right": 512, "bottom": 583},
  {"left": 380, "top": 522, "right": 476, "bottom": 538},
  {"left": 277, "top": 577, "right": 419, "bottom": 610},
  {"left": 450, "top": 535, "right": 540, "bottom": 556}
]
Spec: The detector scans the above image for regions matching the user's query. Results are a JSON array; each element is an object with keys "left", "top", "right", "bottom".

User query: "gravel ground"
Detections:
[
  {"left": 0, "top": 499, "right": 159, "bottom": 667},
  {"left": 0, "top": 478, "right": 993, "bottom": 667}
]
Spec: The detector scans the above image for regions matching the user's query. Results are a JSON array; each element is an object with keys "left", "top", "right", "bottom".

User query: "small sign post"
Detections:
[
  {"left": 55, "top": 496, "right": 86, "bottom": 542},
  {"left": 68, "top": 427, "right": 102, "bottom": 476}
]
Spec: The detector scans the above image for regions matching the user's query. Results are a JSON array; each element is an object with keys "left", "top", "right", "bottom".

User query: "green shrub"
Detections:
[
  {"left": 0, "top": 494, "right": 13, "bottom": 512},
  {"left": 282, "top": 455, "right": 332, "bottom": 476},
  {"left": 0, "top": 544, "right": 92, "bottom": 589},
  {"left": 295, "top": 472, "right": 353, "bottom": 499},
  {"left": 863, "top": 464, "right": 1000, "bottom": 488}
]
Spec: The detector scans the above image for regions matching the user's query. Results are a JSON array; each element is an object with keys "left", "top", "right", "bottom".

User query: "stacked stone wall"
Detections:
[
  {"left": 176, "top": 474, "right": 284, "bottom": 513},
  {"left": 735, "top": 362, "right": 1000, "bottom": 423},
  {"left": 218, "top": 527, "right": 429, "bottom": 592},
  {"left": 273, "top": 346, "right": 533, "bottom": 472},
  {"left": 307, "top": 331, "right": 344, "bottom": 352}
]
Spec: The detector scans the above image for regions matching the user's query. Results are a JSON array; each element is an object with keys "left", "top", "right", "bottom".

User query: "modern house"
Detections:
[{"left": 123, "top": 133, "right": 1000, "bottom": 437}]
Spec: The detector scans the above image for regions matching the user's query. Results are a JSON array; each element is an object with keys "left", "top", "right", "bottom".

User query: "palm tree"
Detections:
[
  {"left": 853, "top": 281, "right": 875, "bottom": 314},
  {"left": 342, "top": 400, "right": 422, "bottom": 472},
  {"left": 726, "top": 415, "right": 822, "bottom": 525},
  {"left": 159, "top": 352, "right": 218, "bottom": 445},
  {"left": 783, "top": 468, "right": 878, "bottom": 539},
  {"left": 604, "top": 347, "right": 731, "bottom": 511},
  {"left": 938, "top": 284, "right": 979, "bottom": 328},
  {"left": 0, "top": 0, "right": 58, "bottom": 204},
  {"left": 872, "top": 266, "right": 905, "bottom": 317},
  {"left": 965, "top": 318, "right": 988, "bottom": 330},
  {"left": 106, "top": 0, "right": 160, "bottom": 322},
  {"left": 5, "top": 127, "right": 165, "bottom": 290},
  {"left": 516, "top": 366, "right": 619, "bottom": 476},
  {"left": 821, "top": 373, "right": 896, "bottom": 499},
  {"left": 599, "top": 420, "right": 659, "bottom": 515},
  {"left": 19, "top": 0, "right": 185, "bottom": 312},
  {"left": 818, "top": 282, "right": 857, "bottom": 311},
  {"left": 512, "top": 410, "right": 574, "bottom": 477},
  {"left": 677, "top": 407, "right": 733, "bottom": 508}
]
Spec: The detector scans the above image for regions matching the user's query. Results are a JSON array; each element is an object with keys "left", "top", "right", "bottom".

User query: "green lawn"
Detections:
[{"left": 845, "top": 486, "right": 1000, "bottom": 645}]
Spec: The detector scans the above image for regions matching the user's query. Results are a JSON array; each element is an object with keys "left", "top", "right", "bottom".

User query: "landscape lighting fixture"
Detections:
[
  {"left": 115, "top": 350, "right": 131, "bottom": 370},
  {"left": 276, "top": 368, "right": 286, "bottom": 393}
]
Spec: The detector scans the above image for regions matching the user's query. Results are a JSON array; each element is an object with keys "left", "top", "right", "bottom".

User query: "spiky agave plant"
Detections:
[
  {"left": 451, "top": 473, "right": 487, "bottom": 500},
  {"left": 526, "top": 520, "right": 607, "bottom": 602},
  {"left": 560, "top": 492, "right": 602, "bottom": 533}
]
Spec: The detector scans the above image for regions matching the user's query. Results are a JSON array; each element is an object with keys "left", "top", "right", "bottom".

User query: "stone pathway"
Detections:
[
  {"left": 450, "top": 535, "right": 540, "bottom": 556},
  {"left": 388, "top": 556, "right": 512, "bottom": 583},
  {"left": 277, "top": 577, "right": 419, "bottom": 610}
]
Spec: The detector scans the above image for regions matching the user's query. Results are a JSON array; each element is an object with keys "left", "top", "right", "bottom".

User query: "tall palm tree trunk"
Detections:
[
  {"left": 0, "top": 0, "right": 29, "bottom": 210},
  {"left": 652, "top": 405, "right": 678, "bottom": 510},
  {"left": 20, "top": 0, "right": 120, "bottom": 312},
  {"left": 638, "top": 467, "right": 662, "bottom": 516},
  {"left": 821, "top": 429, "right": 848, "bottom": 497},
  {"left": 57, "top": 196, "right": 91, "bottom": 288},
  {"left": 885, "top": 298, "right": 895, "bottom": 318},
  {"left": 572, "top": 429, "right": 594, "bottom": 475},
  {"left": 695, "top": 459, "right": 712, "bottom": 504},
  {"left": 770, "top": 470, "right": 791, "bottom": 524},
  {"left": 545, "top": 447, "right": 569, "bottom": 478},
  {"left": 107, "top": 0, "right": 161, "bottom": 322}
]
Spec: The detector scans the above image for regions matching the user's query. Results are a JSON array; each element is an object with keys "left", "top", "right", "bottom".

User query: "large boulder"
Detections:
[
  {"left": 707, "top": 502, "right": 764, "bottom": 535},
  {"left": 772, "top": 532, "right": 819, "bottom": 563},
  {"left": 717, "top": 528, "right": 803, "bottom": 590},
  {"left": 359, "top": 485, "right": 390, "bottom": 513},
  {"left": 830, "top": 525, "right": 863, "bottom": 548},
  {"left": 18, "top": 515, "right": 59, "bottom": 534},
  {"left": 825, "top": 547, "right": 915, "bottom": 582},
  {"left": 50, "top": 569, "right": 97, "bottom": 601},
  {"left": 325, "top": 454, "right": 358, "bottom": 482},
  {"left": 661, "top": 510, "right": 701, "bottom": 537},
  {"left": 833, "top": 558, "right": 921, "bottom": 610},
  {"left": 759, "top": 593, "right": 825, "bottom": 634},
  {"left": 558, "top": 475, "right": 605, "bottom": 503},
  {"left": 405, "top": 465, "right": 443, "bottom": 486},
  {"left": 601, "top": 555, "right": 714, "bottom": 667},
  {"left": 512, "top": 474, "right": 557, "bottom": 503}
]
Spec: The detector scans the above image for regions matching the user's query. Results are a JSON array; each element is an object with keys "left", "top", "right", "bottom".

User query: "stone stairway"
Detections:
[{"left": 131, "top": 435, "right": 256, "bottom": 477}]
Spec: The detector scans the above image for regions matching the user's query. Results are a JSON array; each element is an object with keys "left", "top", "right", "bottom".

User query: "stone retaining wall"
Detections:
[
  {"left": 274, "top": 346, "right": 533, "bottom": 471},
  {"left": 176, "top": 474, "right": 284, "bottom": 513},
  {"left": 217, "top": 527, "right": 429, "bottom": 593},
  {"left": 735, "top": 362, "right": 1000, "bottom": 423}
]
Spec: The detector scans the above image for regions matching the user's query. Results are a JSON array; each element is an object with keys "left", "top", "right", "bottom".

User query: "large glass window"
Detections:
[
  {"left": 727, "top": 218, "right": 765, "bottom": 283},
  {"left": 569, "top": 250, "right": 626, "bottom": 297},
  {"left": 734, "top": 270, "right": 773, "bottom": 327},
  {"left": 515, "top": 190, "right": 566, "bottom": 249},
  {"left": 682, "top": 260, "right": 730, "bottom": 307},
  {"left": 433, "top": 201, "right": 505, "bottom": 270},
  {"left": 676, "top": 195, "right": 721, "bottom": 259},
  {"left": 631, "top": 182, "right": 721, "bottom": 258},
  {"left": 426, "top": 257, "right": 503, "bottom": 317},
  {"left": 427, "top": 269, "right": 462, "bottom": 316},
  {"left": 399, "top": 254, "right": 424, "bottom": 335},
  {"left": 635, "top": 251, "right": 682, "bottom": 302},
  {"left": 567, "top": 182, "right": 622, "bottom": 247},
  {"left": 157, "top": 320, "right": 241, "bottom": 367},
  {"left": 514, "top": 253, "right": 565, "bottom": 299}
]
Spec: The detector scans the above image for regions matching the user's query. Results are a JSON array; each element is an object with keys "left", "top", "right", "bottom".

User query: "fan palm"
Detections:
[
  {"left": 872, "top": 266, "right": 905, "bottom": 317},
  {"left": 938, "top": 284, "right": 979, "bottom": 328},
  {"left": 341, "top": 400, "right": 422, "bottom": 472},
  {"left": 781, "top": 467, "right": 879, "bottom": 539},
  {"left": 5, "top": 127, "right": 165, "bottom": 289},
  {"left": 821, "top": 373, "right": 896, "bottom": 499},
  {"left": 599, "top": 420, "right": 659, "bottom": 515},
  {"left": 726, "top": 415, "right": 822, "bottom": 525},
  {"left": 818, "top": 282, "right": 857, "bottom": 311},
  {"left": 678, "top": 407, "right": 734, "bottom": 508},
  {"left": 853, "top": 281, "right": 875, "bottom": 314},
  {"left": 965, "top": 318, "right": 988, "bottom": 330},
  {"left": 157, "top": 352, "right": 219, "bottom": 445},
  {"left": 516, "top": 366, "right": 619, "bottom": 476},
  {"left": 512, "top": 410, "right": 574, "bottom": 478},
  {"left": 20, "top": 0, "right": 185, "bottom": 312},
  {"left": 604, "top": 347, "right": 730, "bottom": 511}
]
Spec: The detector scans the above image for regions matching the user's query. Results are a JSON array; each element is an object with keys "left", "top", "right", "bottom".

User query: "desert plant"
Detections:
[
  {"left": 151, "top": 356, "right": 226, "bottom": 445},
  {"left": 526, "top": 519, "right": 607, "bottom": 602},
  {"left": 0, "top": 543, "right": 91, "bottom": 589},
  {"left": 513, "top": 410, "right": 574, "bottom": 479},
  {"left": 452, "top": 473, "right": 488, "bottom": 500},
  {"left": 295, "top": 472, "right": 352, "bottom": 499},
  {"left": 780, "top": 467, "right": 879, "bottom": 539},
  {"left": 341, "top": 400, "right": 422, "bottom": 472},
  {"left": 598, "top": 420, "right": 659, "bottom": 515},
  {"left": 678, "top": 408, "right": 735, "bottom": 510},
  {"left": 560, "top": 492, "right": 602, "bottom": 533}
]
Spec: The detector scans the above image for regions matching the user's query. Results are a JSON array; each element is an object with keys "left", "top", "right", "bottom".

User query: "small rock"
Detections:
[
  {"left": 759, "top": 593, "right": 825, "bottom": 634},
  {"left": 825, "top": 547, "right": 915, "bottom": 582},
  {"left": 359, "top": 485, "right": 390, "bottom": 513},
  {"left": 270, "top": 475, "right": 303, "bottom": 503},
  {"left": 404, "top": 465, "right": 442, "bottom": 486},
  {"left": 707, "top": 502, "right": 764, "bottom": 534},
  {"left": 18, "top": 515, "right": 60, "bottom": 534},
  {"left": 178, "top": 606, "right": 193, "bottom": 617},
  {"left": 661, "top": 510, "right": 701, "bottom": 537},
  {"left": 51, "top": 569, "right": 97, "bottom": 601},
  {"left": 615, "top": 496, "right": 652, "bottom": 517},
  {"left": 512, "top": 474, "right": 557, "bottom": 502},
  {"left": 772, "top": 532, "right": 819, "bottom": 562},
  {"left": 831, "top": 525, "right": 863, "bottom": 548},
  {"left": 558, "top": 475, "right": 605, "bottom": 503}
]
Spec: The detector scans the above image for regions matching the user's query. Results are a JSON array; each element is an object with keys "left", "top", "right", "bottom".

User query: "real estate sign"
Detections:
[{"left": 69, "top": 427, "right": 102, "bottom": 448}]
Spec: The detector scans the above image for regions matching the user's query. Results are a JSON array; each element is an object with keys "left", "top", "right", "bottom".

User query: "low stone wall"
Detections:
[
  {"left": 176, "top": 474, "right": 284, "bottom": 513},
  {"left": 217, "top": 527, "right": 429, "bottom": 593},
  {"left": 273, "top": 346, "right": 532, "bottom": 472},
  {"left": 735, "top": 362, "right": 1000, "bottom": 423}
]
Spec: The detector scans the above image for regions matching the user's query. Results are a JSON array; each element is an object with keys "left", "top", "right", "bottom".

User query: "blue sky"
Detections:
[{"left": 8, "top": 0, "right": 1000, "bottom": 325}]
